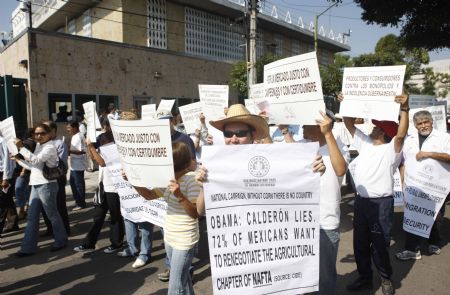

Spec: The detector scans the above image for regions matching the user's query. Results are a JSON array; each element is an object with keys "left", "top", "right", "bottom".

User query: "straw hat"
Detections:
[{"left": 209, "top": 104, "right": 269, "bottom": 140}]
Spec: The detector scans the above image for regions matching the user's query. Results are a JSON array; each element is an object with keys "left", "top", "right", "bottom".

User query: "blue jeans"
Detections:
[
  {"left": 166, "top": 243, "right": 196, "bottom": 295},
  {"left": 21, "top": 182, "right": 67, "bottom": 253},
  {"left": 70, "top": 170, "right": 86, "bottom": 207},
  {"left": 124, "top": 219, "right": 154, "bottom": 262},
  {"left": 319, "top": 228, "right": 340, "bottom": 295},
  {"left": 15, "top": 173, "right": 30, "bottom": 207}
]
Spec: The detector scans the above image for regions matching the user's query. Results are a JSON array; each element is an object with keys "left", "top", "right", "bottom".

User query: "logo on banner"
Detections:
[
  {"left": 248, "top": 156, "right": 270, "bottom": 177},
  {"left": 422, "top": 164, "right": 433, "bottom": 174}
]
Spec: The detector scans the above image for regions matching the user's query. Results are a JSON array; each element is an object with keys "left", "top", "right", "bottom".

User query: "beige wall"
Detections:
[
  {"left": 166, "top": 2, "right": 185, "bottom": 52},
  {"left": 91, "top": 0, "right": 124, "bottom": 43},
  {"left": 0, "top": 34, "right": 29, "bottom": 79},
  {"left": 123, "top": 0, "right": 147, "bottom": 46},
  {"left": 1, "top": 31, "right": 236, "bottom": 127}
]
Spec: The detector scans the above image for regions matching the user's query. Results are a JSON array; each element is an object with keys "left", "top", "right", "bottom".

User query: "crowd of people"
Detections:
[{"left": 1, "top": 94, "right": 449, "bottom": 295}]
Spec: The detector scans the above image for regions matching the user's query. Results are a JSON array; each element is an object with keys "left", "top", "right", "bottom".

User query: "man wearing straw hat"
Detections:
[{"left": 195, "top": 103, "right": 326, "bottom": 212}]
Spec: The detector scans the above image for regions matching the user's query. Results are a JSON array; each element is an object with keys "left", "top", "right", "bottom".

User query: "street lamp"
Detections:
[{"left": 314, "top": 2, "right": 338, "bottom": 52}]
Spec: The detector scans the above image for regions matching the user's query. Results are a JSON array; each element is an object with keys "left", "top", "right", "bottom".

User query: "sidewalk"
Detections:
[{"left": 0, "top": 171, "right": 449, "bottom": 294}]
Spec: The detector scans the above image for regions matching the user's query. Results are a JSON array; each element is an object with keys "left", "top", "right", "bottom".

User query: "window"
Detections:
[
  {"left": 148, "top": 0, "right": 167, "bottom": 49},
  {"left": 133, "top": 96, "right": 154, "bottom": 118},
  {"left": 185, "top": 7, "right": 244, "bottom": 61},
  {"left": 82, "top": 10, "right": 92, "bottom": 37},
  {"left": 273, "top": 34, "right": 283, "bottom": 56},
  {"left": 291, "top": 39, "right": 300, "bottom": 55},
  {"left": 48, "top": 93, "right": 72, "bottom": 122}
]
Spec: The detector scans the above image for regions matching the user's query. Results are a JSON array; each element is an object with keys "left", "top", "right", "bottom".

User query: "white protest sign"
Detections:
[
  {"left": 340, "top": 65, "right": 406, "bottom": 121},
  {"left": 202, "top": 143, "right": 320, "bottom": 294},
  {"left": 244, "top": 99, "right": 259, "bottom": 115},
  {"left": 82, "top": 101, "right": 97, "bottom": 143},
  {"left": 157, "top": 99, "right": 176, "bottom": 115},
  {"left": 179, "top": 102, "right": 203, "bottom": 135},
  {"left": 263, "top": 52, "right": 325, "bottom": 125},
  {"left": 403, "top": 157, "right": 450, "bottom": 238},
  {"left": 101, "top": 143, "right": 167, "bottom": 227},
  {"left": 409, "top": 105, "right": 447, "bottom": 134},
  {"left": 249, "top": 83, "right": 265, "bottom": 100},
  {"left": 142, "top": 104, "right": 156, "bottom": 120},
  {"left": 199, "top": 84, "right": 229, "bottom": 121},
  {"left": 393, "top": 169, "right": 404, "bottom": 207},
  {"left": 110, "top": 119, "right": 174, "bottom": 188},
  {"left": 0, "top": 116, "right": 18, "bottom": 155}
]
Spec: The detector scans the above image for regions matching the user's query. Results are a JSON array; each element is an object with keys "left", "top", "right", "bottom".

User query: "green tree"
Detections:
[
  {"left": 229, "top": 54, "right": 279, "bottom": 97},
  {"left": 320, "top": 54, "right": 353, "bottom": 97},
  {"left": 352, "top": 34, "right": 429, "bottom": 84},
  {"left": 330, "top": 0, "right": 450, "bottom": 50}
]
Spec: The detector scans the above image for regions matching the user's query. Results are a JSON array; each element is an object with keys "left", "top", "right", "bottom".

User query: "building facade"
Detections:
[{"left": 2, "top": 0, "right": 349, "bottom": 131}]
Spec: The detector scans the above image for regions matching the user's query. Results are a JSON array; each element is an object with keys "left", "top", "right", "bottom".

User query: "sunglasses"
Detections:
[
  {"left": 223, "top": 130, "right": 251, "bottom": 138},
  {"left": 34, "top": 132, "right": 48, "bottom": 136}
]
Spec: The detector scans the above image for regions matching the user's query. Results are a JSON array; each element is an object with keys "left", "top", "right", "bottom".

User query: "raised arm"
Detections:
[
  {"left": 317, "top": 111, "right": 347, "bottom": 176},
  {"left": 87, "top": 142, "right": 106, "bottom": 167},
  {"left": 394, "top": 94, "right": 409, "bottom": 153}
]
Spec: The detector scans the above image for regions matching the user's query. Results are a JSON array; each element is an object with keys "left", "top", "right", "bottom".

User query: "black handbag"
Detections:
[{"left": 42, "top": 158, "right": 67, "bottom": 180}]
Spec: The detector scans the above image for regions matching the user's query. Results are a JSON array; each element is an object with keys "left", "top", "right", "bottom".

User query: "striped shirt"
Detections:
[{"left": 158, "top": 172, "right": 200, "bottom": 250}]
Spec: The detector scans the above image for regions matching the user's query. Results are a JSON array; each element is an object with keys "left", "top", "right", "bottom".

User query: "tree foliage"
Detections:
[
  {"left": 320, "top": 54, "right": 353, "bottom": 97},
  {"left": 229, "top": 54, "right": 279, "bottom": 97},
  {"left": 331, "top": 0, "right": 450, "bottom": 50}
]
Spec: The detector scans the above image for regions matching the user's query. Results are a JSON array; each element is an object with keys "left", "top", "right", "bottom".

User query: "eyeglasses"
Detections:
[
  {"left": 34, "top": 132, "right": 48, "bottom": 136},
  {"left": 223, "top": 130, "right": 251, "bottom": 138}
]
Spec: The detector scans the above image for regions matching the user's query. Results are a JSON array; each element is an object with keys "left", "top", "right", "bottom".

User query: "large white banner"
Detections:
[
  {"left": 142, "top": 104, "right": 156, "bottom": 120},
  {"left": 409, "top": 105, "right": 447, "bottom": 134},
  {"left": 110, "top": 119, "right": 174, "bottom": 188},
  {"left": 179, "top": 102, "right": 203, "bottom": 135},
  {"left": 82, "top": 101, "right": 97, "bottom": 143},
  {"left": 202, "top": 143, "right": 320, "bottom": 294},
  {"left": 340, "top": 65, "right": 406, "bottom": 121},
  {"left": 199, "top": 85, "right": 229, "bottom": 121},
  {"left": 403, "top": 158, "right": 450, "bottom": 238},
  {"left": 263, "top": 52, "right": 325, "bottom": 125},
  {"left": 100, "top": 143, "right": 167, "bottom": 228},
  {"left": 0, "top": 116, "right": 18, "bottom": 155}
]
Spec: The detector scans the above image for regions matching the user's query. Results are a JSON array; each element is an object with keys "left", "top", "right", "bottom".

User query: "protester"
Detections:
[
  {"left": 395, "top": 110, "right": 450, "bottom": 260},
  {"left": 14, "top": 128, "right": 35, "bottom": 220},
  {"left": 131, "top": 141, "right": 201, "bottom": 295},
  {"left": 0, "top": 132, "right": 18, "bottom": 234},
  {"left": 301, "top": 110, "right": 349, "bottom": 295},
  {"left": 14, "top": 124, "right": 67, "bottom": 256},
  {"left": 189, "top": 113, "right": 213, "bottom": 164},
  {"left": 66, "top": 120, "right": 87, "bottom": 211},
  {"left": 73, "top": 128, "right": 124, "bottom": 254},
  {"left": 41, "top": 121, "right": 70, "bottom": 236},
  {"left": 342, "top": 94, "right": 409, "bottom": 295}
]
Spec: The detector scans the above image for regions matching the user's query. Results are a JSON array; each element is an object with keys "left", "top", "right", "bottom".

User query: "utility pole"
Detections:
[
  {"left": 314, "top": 2, "right": 337, "bottom": 52},
  {"left": 248, "top": 0, "right": 257, "bottom": 86},
  {"left": 20, "top": 0, "right": 33, "bottom": 29}
]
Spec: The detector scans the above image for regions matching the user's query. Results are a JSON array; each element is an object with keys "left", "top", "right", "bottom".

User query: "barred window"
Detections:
[{"left": 148, "top": 0, "right": 167, "bottom": 49}]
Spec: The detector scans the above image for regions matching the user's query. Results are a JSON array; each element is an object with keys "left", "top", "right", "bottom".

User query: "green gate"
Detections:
[{"left": 0, "top": 75, "right": 28, "bottom": 137}]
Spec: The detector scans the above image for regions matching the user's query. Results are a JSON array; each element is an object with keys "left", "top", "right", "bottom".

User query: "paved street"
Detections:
[{"left": 1, "top": 170, "right": 449, "bottom": 295}]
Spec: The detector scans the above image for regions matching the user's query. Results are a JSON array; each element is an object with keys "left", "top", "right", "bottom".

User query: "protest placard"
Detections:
[
  {"left": 110, "top": 119, "right": 174, "bottom": 188},
  {"left": 393, "top": 169, "right": 404, "bottom": 207},
  {"left": 0, "top": 116, "right": 18, "bottom": 155},
  {"left": 263, "top": 52, "right": 325, "bottom": 125},
  {"left": 82, "top": 101, "right": 97, "bottom": 143},
  {"left": 403, "top": 157, "right": 450, "bottom": 238},
  {"left": 100, "top": 143, "right": 167, "bottom": 227},
  {"left": 157, "top": 99, "right": 176, "bottom": 116},
  {"left": 339, "top": 65, "right": 406, "bottom": 121},
  {"left": 409, "top": 105, "right": 447, "bottom": 134},
  {"left": 202, "top": 143, "right": 320, "bottom": 294},
  {"left": 179, "top": 102, "right": 203, "bottom": 135},
  {"left": 249, "top": 83, "right": 265, "bottom": 100},
  {"left": 199, "top": 84, "right": 229, "bottom": 121},
  {"left": 409, "top": 95, "right": 436, "bottom": 109},
  {"left": 142, "top": 104, "right": 156, "bottom": 120}
]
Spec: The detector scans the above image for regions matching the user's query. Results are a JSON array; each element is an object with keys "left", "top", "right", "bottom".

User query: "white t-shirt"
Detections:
[
  {"left": 349, "top": 129, "right": 401, "bottom": 198},
  {"left": 319, "top": 143, "right": 349, "bottom": 229},
  {"left": 69, "top": 132, "right": 86, "bottom": 171},
  {"left": 332, "top": 122, "right": 352, "bottom": 146}
]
